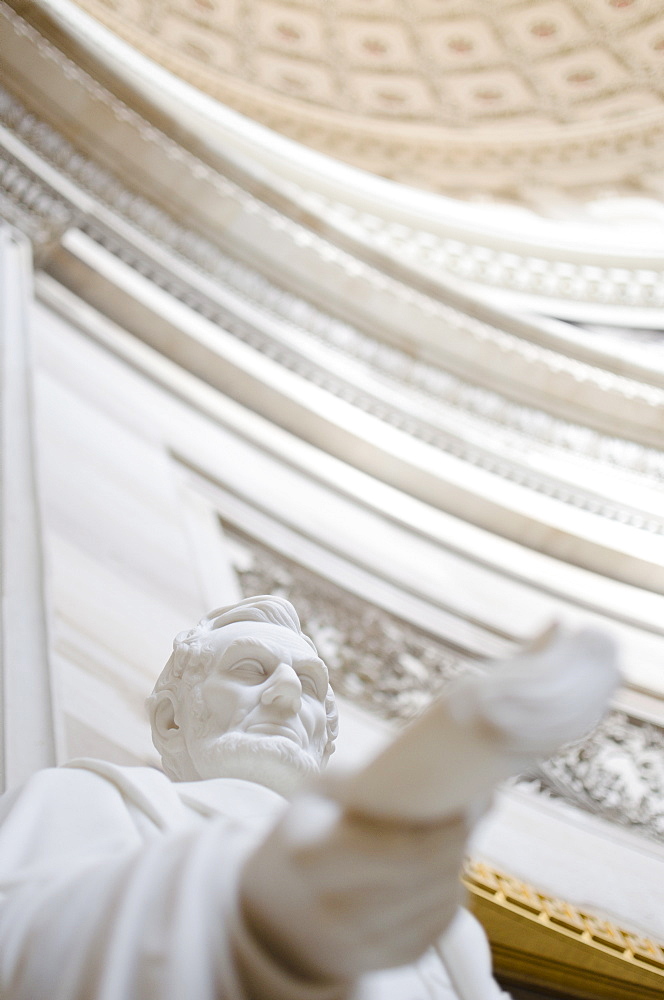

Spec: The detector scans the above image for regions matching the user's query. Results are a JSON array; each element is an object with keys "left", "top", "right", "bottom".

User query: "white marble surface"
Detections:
[{"left": 474, "top": 785, "right": 664, "bottom": 940}]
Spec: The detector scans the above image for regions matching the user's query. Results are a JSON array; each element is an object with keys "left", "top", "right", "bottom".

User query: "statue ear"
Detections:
[{"left": 152, "top": 691, "right": 185, "bottom": 750}]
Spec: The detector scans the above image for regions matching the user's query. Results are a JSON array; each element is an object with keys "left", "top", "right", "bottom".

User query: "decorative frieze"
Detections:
[
  {"left": 521, "top": 711, "right": 664, "bottom": 844},
  {"left": 297, "top": 191, "right": 664, "bottom": 313},
  {"left": 0, "top": 147, "right": 71, "bottom": 245}
]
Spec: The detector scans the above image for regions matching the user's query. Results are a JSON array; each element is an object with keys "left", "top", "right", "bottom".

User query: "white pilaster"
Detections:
[{"left": 0, "top": 225, "right": 59, "bottom": 790}]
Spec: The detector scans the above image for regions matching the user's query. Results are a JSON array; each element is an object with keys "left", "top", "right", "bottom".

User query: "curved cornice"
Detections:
[
  {"left": 9, "top": 0, "right": 664, "bottom": 326},
  {"left": 2, "top": 2, "right": 664, "bottom": 605}
]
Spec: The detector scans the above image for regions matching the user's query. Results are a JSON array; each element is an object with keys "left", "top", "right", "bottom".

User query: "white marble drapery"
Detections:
[{"left": 0, "top": 760, "right": 503, "bottom": 1000}]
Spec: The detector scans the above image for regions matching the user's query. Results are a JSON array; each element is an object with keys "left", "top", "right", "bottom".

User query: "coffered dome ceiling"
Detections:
[{"left": 65, "top": 0, "right": 664, "bottom": 200}]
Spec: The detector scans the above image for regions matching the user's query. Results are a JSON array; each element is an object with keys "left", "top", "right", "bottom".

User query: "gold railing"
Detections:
[{"left": 464, "top": 859, "right": 664, "bottom": 999}]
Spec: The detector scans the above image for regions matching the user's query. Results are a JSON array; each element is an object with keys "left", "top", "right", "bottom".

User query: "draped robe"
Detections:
[{"left": 0, "top": 761, "right": 506, "bottom": 1000}]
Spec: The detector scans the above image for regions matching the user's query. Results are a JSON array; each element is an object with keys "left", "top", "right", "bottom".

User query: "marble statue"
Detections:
[{"left": 0, "top": 595, "right": 619, "bottom": 1000}]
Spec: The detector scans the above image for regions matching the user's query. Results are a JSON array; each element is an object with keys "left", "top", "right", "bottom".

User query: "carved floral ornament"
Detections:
[{"left": 63, "top": 0, "right": 664, "bottom": 197}]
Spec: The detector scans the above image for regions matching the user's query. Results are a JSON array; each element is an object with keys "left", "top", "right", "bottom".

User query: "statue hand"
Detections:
[
  {"left": 240, "top": 793, "right": 469, "bottom": 984},
  {"left": 464, "top": 624, "right": 620, "bottom": 761}
]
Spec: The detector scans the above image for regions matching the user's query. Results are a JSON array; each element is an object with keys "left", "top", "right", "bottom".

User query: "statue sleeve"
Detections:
[{"left": 0, "top": 769, "right": 348, "bottom": 1000}]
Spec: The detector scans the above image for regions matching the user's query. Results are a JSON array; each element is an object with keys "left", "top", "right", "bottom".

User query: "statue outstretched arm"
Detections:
[
  {"left": 335, "top": 624, "right": 620, "bottom": 823},
  {"left": 241, "top": 625, "right": 619, "bottom": 993}
]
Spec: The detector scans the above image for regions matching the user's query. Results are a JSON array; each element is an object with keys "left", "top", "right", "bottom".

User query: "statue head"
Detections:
[{"left": 148, "top": 595, "right": 339, "bottom": 796}]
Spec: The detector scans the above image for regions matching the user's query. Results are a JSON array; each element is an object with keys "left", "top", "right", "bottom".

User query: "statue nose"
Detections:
[{"left": 261, "top": 663, "right": 302, "bottom": 712}]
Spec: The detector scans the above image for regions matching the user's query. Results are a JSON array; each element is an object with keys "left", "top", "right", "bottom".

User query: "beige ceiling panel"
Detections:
[
  {"left": 253, "top": 53, "right": 336, "bottom": 104},
  {"left": 255, "top": 2, "right": 326, "bottom": 59},
  {"left": 83, "top": 0, "right": 150, "bottom": 27},
  {"left": 442, "top": 68, "right": 538, "bottom": 120},
  {"left": 418, "top": 16, "right": 505, "bottom": 70},
  {"left": 349, "top": 72, "right": 438, "bottom": 117},
  {"left": 580, "top": 0, "right": 663, "bottom": 28},
  {"left": 165, "top": 0, "right": 241, "bottom": 31},
  {"left": 503, "top": 0, "right": 590, "bottom": 56},
  {"left": 532, "top": 47, "right": 634, "bottom": 109},
  {"left": 54, "top": 0, "right": 664, "bottom": 198},
  {"left": 413, "top": 0, "right": 479, "bottom": 18},
  {"left": 333, "top": 0, "right": 403, "bottom": 15},
  {"left": 158, "top": 15, "right": 237, "bottom": 72},
  {"left": 619, "top": 19, "right": 664, "bottom": 79},
  {"left": 566, "top": 88, "right": 664, "bottom": 121},
  {"left": 337, "top": 18, "right": 416, "bottom": 70}
]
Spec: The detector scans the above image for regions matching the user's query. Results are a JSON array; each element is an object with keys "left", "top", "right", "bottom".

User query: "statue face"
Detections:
[{"left": 180, "top": 621, "right": 330, "bottom": 787}]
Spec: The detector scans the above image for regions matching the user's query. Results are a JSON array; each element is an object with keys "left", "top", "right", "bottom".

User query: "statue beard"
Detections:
[{"left": 187, "top": 730, "right": 323, "bottom": 798}]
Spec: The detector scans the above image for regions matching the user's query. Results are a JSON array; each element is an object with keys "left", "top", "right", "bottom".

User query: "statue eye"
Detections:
[
  {"left": 229, "top": 658, "right": 266, "bottom": 682},
  {"left": 300, "top": 674, "right": 320, "bottom": 698}
]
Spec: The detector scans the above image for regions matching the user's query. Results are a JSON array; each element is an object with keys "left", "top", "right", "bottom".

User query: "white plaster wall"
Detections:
[
  {"left": 33, "top": 301, "right": 204, "bottom": 764},
  {"left": 31, "top": 297, "right": 391, "bottom": 766}
]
